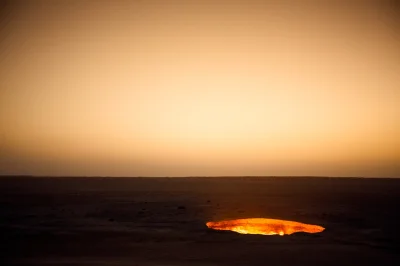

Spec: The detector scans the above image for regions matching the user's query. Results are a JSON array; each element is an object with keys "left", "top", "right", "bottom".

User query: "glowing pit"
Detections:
[{"left": 206, "top": 218, "right": 325, "bottom": 236}]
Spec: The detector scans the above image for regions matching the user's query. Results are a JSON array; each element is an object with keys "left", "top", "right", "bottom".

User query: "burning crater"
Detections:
[{"left": 206, "top": 218, "right": 325, "bottom": 236}]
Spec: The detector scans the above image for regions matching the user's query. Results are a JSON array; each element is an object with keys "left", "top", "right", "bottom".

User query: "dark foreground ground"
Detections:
[{"left": 0, "top": 176, "right": 399, "bottom": 265}]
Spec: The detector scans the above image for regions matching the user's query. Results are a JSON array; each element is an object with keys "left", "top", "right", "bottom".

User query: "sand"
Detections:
[{"left": 1, "top": 176, "right": 399, "bottom": 265}]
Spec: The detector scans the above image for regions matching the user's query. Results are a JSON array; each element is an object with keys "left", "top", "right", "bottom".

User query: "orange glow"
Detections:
[
  {"left": 206, "top": 218, "right": 325, "bottom": 236},
  {"left": 0, "top": 1, "right": 399, "bottom": 177}
]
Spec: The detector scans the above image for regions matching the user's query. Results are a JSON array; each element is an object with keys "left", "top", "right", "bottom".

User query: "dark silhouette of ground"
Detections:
[{"left": 0, "top": 176, "right": 399, "bottom": 265}]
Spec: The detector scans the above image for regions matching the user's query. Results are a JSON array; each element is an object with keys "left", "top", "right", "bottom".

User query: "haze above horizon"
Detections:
[{"left": 1, "top": 0, "right": 399, "bottom": 177}]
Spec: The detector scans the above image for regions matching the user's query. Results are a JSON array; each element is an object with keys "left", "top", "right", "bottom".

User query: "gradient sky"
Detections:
[{"left": 0, "top": 0, "right": 399, "bottom": 177}]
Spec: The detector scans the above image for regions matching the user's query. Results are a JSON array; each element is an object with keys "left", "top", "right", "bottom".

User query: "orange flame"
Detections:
[{"left": 206, "top": 218, "right": 325, "bottom": 236}]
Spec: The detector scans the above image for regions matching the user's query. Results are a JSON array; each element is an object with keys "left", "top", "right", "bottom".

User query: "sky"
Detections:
[{"left": 0, "top": 0, "right": 399, "bottom": 177}]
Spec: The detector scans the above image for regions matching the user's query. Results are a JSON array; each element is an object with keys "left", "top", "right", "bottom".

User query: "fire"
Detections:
[{"left": 206, "top": 218, "right": 325, "bottom": 236}]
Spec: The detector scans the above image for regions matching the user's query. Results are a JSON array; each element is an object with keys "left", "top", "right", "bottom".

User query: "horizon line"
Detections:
[{"left": 0, "top": 175, "right": 398, "bottom": 179}]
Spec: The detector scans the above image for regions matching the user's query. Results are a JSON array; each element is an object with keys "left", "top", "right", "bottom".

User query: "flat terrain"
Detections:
[{"left": 0, "top": 177, "right": 399, "bottom": 265}]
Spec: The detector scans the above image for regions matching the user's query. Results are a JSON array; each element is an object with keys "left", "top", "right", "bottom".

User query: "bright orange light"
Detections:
[{"left": 206, "top": 218, "right": 325, "bottom": 236}]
